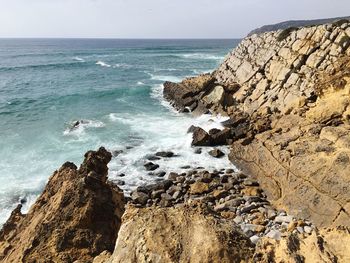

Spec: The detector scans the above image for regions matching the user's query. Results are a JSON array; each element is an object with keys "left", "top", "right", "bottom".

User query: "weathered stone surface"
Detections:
[
  {"left": 254, "top": 227, "right": 350, "bottom": 263},
  {"left": 108, "top": 205, "right": 255, "bottom": 263},
  {"left": 0, "top": 147, "right": 125, "bottom": 263},
  {"left": 202, "top": 85, "right": 225, "bottom": 105},
  {"left": 229, "top": 66, "right": 350, "bottom": 227}
]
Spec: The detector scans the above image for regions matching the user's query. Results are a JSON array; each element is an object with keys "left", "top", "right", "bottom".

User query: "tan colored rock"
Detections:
[
  {"left": 190, "top": 182, "right": 209, "bottom": 195},
  {"left": 254, "top": 227, "right": 350, "bottom": 263},
  {"left": 0, "top": 148, "right": 125, "bottom": 263},
  {"left": 108, "top": 205, "right": 255, "bottom": 263},
  {"left": 202, "top": 85, "right": 225, "bottom": 106}
]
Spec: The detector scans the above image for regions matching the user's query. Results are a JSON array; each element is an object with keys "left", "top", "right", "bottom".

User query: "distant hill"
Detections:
[{"left": 248, "top": 16, "right": 350, "bottom": 36}]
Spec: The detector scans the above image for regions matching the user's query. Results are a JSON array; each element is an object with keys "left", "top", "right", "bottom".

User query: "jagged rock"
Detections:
[
  {"left": 210, "top": 128, "right": 231, "bottom": 145},
  {"left": 131, "top": 191, "right": 149, "bottom": 205},
  {"left": 202, "top": 85, "right": 225, "bottom": 106},
  {"left": 191, "top": 127, "right": 211, "bottom": 146},
  {"left": 108, "top": 205, "right": 255, "bottom": 263},
  {"left": 253, "top": 227, "right": 350, "bottom": 262},
  {"left": 163, "top": 74, "right": 215, "bottom": 112},
  {"left": 0, "top": 147, "right": 125, "bottom": 263}
]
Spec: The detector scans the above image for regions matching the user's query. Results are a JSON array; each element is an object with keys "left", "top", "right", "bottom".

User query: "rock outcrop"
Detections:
[
  {"left": 0, "top": 147, "right": 125, "bottom": 263},
  {"left": 163, "top": 20, "right": 350, "bottom": 228},
  {"left": 254, "top": 226, "right": 350, "bottom": 262},
  {"left": 108, "top": 204, "right": 254, "bottom": 263}
]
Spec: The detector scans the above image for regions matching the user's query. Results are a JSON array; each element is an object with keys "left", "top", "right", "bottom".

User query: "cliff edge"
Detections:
[
  {"left": 164, "top": 19, "right": 350, "bottom": 228},
  {"left": 0, "top": 147, "right": 125, "bottom": 263}
]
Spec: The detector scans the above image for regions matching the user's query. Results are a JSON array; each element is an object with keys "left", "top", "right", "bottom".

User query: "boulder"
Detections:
[
  {"left": 202, "top": 85, "right": 225, "bottom": 106},
  {"left": 191, "top": 127, "right": 211, "bottom": 146},
  {"left": 210, "top": 128, "right": 231, "bottom": 145}
]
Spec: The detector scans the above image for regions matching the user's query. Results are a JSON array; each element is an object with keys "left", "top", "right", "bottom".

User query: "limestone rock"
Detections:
[
  {"left": 254, "top": 227, "right": 350, "bottom": 262},
  {"left": 0, "top": 147, "right": 125, "bottom": 263},
  {"left": 108, "top": 205, "right": 255, "bottom": 263},
  {"left": 202, "top": 85, "right": 225, "bottom": 106}
]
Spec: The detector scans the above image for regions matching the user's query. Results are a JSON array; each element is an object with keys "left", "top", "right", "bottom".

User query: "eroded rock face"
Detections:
[
  {"left": 253, "top": 226, "right": 350, "bottom": 263},
  {"left": 229, "top": 64, "right": 350, "bottom": 227},
  {"left": 0, "top": 147, "right": 125, "bottom": 263},
  {"left": 108, "top": 204, "right": 255, "bottom": 263}
]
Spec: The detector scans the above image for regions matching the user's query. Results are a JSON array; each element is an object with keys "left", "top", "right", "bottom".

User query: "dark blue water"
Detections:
[{"left": 0, "top": 38, "right": 239, "bottom": 224}]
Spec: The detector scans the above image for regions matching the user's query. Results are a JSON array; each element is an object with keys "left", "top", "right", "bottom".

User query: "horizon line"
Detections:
[{"left": 0, "top": 37, "right": 242, "bottom": 40}]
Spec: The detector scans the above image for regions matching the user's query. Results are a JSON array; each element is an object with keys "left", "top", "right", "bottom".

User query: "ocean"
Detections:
[{"left": 0, "top": 38, "right": 239, "bottom": 225}]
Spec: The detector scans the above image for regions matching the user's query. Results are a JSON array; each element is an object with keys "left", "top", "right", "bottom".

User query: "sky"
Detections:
[{"left": 0, "top": 0, "right": 349, "bottom": 38}]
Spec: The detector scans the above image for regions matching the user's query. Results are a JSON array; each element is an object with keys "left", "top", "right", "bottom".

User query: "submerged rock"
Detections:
[{"left": 208, "top": 149, "right": 225, "bottom": 158}]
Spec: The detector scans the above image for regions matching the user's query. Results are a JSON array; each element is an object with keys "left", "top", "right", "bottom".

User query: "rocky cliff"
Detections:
[
  {"left": 2, "top": 20, "right": 350, "bottom": 263},
  {"left": 0, "top": 147, "right": 125, "bottom": 263},
  {"left": 164, "top": 20, "right": 350, "bottom": 228}
]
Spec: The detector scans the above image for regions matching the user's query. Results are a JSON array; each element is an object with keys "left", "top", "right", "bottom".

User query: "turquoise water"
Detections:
[{"left": 0, "top": 39, "right": 239, "bottom": 224}]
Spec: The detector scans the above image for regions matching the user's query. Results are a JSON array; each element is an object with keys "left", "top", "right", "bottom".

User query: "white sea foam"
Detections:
[
  {"left": 146, "top": 72, "right": 183, "bottom": 82},
  {"left": 96, "top": 61, "right": 112, "bottom": 68},
  {"left": 107, "top": 83, "right": 233, "bottom": 194},
  {"left": 107, "top": 111, "right": 233, "bottom": 194},
  {"left": 113, "top": 63, "right": 132, "bottom": 69},
  {"left": 192, "top": 69, "right": 214, "bottom": 75},
  {"left": 137, "top": 81, "right": 145, "bottom": 85},
  {"left": 180, "top": 53, "right": 225, "bottom": 60},
  {"left": 73, "top": 57, "right": 85, "bottom": 62},
  {"left": 63, "top": 119, "right": 105, "bottom": 136},
  {"left": 150, "top": 84, "right": 179, "bottom": 113}
]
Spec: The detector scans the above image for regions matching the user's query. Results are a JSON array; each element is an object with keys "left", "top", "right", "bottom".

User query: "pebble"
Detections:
[
  {"left": 304, "top": 226, "right": 313, "bottom": 234},
  {"left": 266, "top": 230, "right": 281, "bottom": 240},
  {"left": 144, "top": 162, "right": 159, "bottom": 171},
  {"left": 234, "top": 216, "right": 243, "bottom": 224},
  {"left": 274, "top": 215, "right": 293, "bottom": 224},
  {"left": 250, "top": 235, "right": 260, "bottom": 244},
  {"left": 297, "top": 226, "right": 304, "bottom": 234},
  {"left": 129, "top": 166, "right": 316, "bottom": 242}
]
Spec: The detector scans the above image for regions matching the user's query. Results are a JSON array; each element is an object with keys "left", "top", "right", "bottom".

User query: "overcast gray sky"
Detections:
[{"left": 0, "top": 0, "right": 349, "bottom": 38}]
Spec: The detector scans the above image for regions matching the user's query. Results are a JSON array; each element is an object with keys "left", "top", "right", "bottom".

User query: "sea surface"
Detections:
[{"left": 0, "top": 38, "right": 239, "bottom": 225}]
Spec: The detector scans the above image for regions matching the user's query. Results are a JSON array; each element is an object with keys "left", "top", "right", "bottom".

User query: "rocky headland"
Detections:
[{"left": 1, "top": 20, "right": 350, "bottom": 262}]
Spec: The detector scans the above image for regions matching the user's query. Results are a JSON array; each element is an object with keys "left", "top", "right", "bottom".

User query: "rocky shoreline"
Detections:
[{"left": 2, "top": 20, "right": 350, "bottom": 262}]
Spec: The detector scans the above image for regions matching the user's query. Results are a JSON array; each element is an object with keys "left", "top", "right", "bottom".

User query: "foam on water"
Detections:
[
  {"left": 113, "top": 63, "right": 132, "bottom": 69},
  {"left": 180, "top": 53, "right": 225, "bottom": 60},
  {"left": 147, "top": 72, "right": 183, "bottom": 82},
  {"left": 63, "top": 120, "right": 106, "bottom": 136},
  {"left": 96, "top": 61, "right": 112, "bottom": 67},
  {"left": 106, "top": 83, "right": 233, "bottom": 193},
  {"left": 73, "top": 56, "right": 85, "bottom": 62},
  {"left": 107, "top": 111, "right": 233, "bottom": 194},
  {"left": 0, "top": 38, "right": 238, "bottom": 226}
]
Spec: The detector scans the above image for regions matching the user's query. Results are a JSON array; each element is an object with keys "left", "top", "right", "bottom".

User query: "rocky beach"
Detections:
[{"left": 2, "top": 19, "right": 350, "bottom": 262}]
